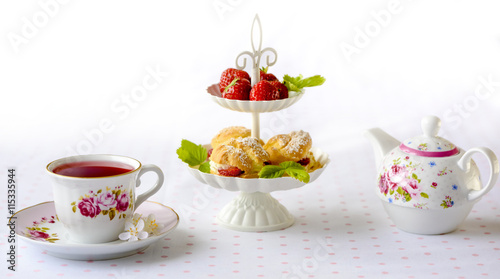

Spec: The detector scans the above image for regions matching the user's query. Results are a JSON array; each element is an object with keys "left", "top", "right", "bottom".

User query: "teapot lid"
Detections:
[{"left": 399, "top": 116, "right": 459, "bottom": 157}]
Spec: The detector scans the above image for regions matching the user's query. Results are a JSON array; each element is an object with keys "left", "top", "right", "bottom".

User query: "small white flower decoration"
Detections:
[
  {"left": 131, "top": 213, "right": 142, "bottom": 224},
  {"left": 119, "top": 219, "right": 148, "bottom": 242},
  {"left": 143, "top": 214, "right": 164, "bottom": 236}
]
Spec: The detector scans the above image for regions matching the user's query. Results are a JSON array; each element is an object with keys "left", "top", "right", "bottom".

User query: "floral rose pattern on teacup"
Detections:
[
  {"left": 23, "top": 215, "right": 59, "bottom": 243},
  {"left": 71, "top": 185, "right": 133, "bottom": 220},
  {"left": 96, "top": 191, "right": 118, "bottom": 210},
  {"left": 116, "top": 192, "right": 130, "bottom": 212},
  {"left": 78, "top": 196, "right": 101, "bottom": 218}
]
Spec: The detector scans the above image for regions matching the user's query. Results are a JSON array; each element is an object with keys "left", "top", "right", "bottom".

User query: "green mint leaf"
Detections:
[
  {"left": 279, "top": 161, "right": 303, "bottom": 169},
  {"left": 198, "top": 162, "right": 211, "bottom": 173},
  {"left": 283, "top": 74, "right": 302, "bottom": 92},
  {"left": 283, "top": 74, "right": 325, "bottom": 92},
  {"left": 280, "top": 161, "right": 310, "bottom": 183},
  {"left": 176, "top": 139, "right": 207, "bottom": 167},
  {"left": 286, "top": 168, "right": 310, "bottom": 183},
  {"left": 259, "top": 165, "right": 286, "bottom": 179},
  {"left": 298, "top": 75, "right": 325, "bottom": 88},
  {"left": 259, "top": 161, "right": 310, "bottom": 183}
]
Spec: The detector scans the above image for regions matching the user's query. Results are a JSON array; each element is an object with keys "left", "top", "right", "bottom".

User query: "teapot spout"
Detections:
[{"left": 364, "top": 128, "right": 400, "bottom": 169}]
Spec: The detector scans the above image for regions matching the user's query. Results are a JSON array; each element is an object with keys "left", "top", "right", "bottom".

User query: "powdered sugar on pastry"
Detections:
[
  {"left": 230, "top": 137, "right": 269, "bottom": 160},
  {"left": 286, "top": 131, "right": 312, "bottom": 154},
  {"left": 264, "top": 130, "right": 312, "bottom": 164},
  {"left": 209, "top": 136, "right": 269, "bottom": 176},
  {"left": 211, "top": 126, "right": 251, "bottom": 149}
]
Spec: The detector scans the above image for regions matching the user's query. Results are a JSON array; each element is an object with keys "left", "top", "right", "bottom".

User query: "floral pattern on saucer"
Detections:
[
  {"left": 13, "top": 201, "right": 180, "bottom": 260},
  {"left": 23, "top": 215, "right": 59, "bottom": 243},
  {"left": 71, "top": 185, "right": 133, "bottom": 220}
]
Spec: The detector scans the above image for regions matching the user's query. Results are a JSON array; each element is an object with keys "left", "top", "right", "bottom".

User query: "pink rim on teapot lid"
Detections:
[{"left": 399, "top": 116, "right": 459, "bottom": 158}]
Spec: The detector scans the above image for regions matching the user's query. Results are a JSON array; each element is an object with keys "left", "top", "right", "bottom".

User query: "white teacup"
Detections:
[{"left": 46, "top": 154, "right": 164, "bottom": 244}]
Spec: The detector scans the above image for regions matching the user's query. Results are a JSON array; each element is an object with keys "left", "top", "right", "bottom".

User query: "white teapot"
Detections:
[{"left": 365, "top": 115, "right": 499, "bottom": 234}]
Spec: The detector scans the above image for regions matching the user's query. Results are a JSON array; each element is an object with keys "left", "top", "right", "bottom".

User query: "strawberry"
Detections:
[
  {"left": 270, "top": 80, "right": 288, "bottom": 99},
  {"left": 207, "top": 149, "right": 213, "bottom": 160},
  {"left": 222, "top": 78, "right": 251, "bottom": 100},
  {"left": 249, "top": 80, "right": 280, "bottom": 101},
  {"left": 297, "top": 157, "right": 310, "bottom": 166},
  {"left": 260, "top": 67, "right": 278, "bottom": 82},
  {"left": 219, "top": 68, "right": 251, "bottom": 93},
  {"left": 218, "top": 166, "right": 243, "bottom": 177}
]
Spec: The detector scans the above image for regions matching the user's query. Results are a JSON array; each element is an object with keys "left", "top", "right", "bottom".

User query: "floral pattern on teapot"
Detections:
[
  {"left": 366, "top": 115, "right": 499, "bottom": 234},
  {"left": 377, "top": 154, "right": 458, "bottom": 210}
]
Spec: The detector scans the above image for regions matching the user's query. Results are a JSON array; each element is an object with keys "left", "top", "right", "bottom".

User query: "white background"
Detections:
[
  {"left": 2, "top": 0, "right": 500, "bottom": 153},
  {"left": 1, "top": 0, "right": 500, "bottom": 278}
]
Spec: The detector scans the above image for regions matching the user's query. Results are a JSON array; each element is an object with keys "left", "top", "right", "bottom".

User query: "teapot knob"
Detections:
[{"left": 421, "top": 115, "right": 441, "bottom": 138}]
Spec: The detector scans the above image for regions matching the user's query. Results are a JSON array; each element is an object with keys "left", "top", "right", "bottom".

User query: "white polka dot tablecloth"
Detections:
[{"left": 2, "top": 137, "right": 499, "bottom": 279}]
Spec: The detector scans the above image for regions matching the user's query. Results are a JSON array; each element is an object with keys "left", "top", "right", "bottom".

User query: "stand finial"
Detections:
[
  {"left": 234, "top": 14, "right": 278, "bottom": 140},
  {"left": 235, "top": 14, "right": 278, "bottom": 87}
]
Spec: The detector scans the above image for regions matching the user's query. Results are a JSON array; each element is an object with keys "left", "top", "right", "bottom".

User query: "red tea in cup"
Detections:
[{"left": 52, "top": 161, "right": 134, "bottom": 177}]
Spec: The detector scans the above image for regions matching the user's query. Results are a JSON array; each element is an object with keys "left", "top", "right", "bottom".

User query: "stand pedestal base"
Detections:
[{"left": 216, "top": 192, "right": 294, "bottom": 232}]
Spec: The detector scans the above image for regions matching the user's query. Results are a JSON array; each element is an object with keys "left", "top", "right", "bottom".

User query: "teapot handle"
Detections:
[{"left": 457, "top": 147, "right": 499, "bottom": 202}]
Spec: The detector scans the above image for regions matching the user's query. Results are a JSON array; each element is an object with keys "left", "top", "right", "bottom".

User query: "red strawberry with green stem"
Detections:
[
  {"left": 260, "top": 66, "right": 278, "bottom": 82},
  {"left": 249, "top": 80, "right": 280, "bottom": 101},
  {"left": 219, "top": 68, "right": 251, "bottom": 93},
  {"left": 270, "top": 80, "right": 288, "bottom": 99},
  {"left": 222, "top": 78, "right": 251, "bottom": 100}
]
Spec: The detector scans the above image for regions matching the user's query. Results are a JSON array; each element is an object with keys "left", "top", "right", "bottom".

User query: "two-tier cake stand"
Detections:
[{"left": 188, "top": 15, "right": 329, "bottom": 232}]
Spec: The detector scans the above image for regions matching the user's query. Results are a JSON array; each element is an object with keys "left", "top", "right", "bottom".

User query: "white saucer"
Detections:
[{"left": 12, "top": 201, "right": 179, "bottom": 260}]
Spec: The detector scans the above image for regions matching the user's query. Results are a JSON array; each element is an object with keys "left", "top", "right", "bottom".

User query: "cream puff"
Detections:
[
  {"left": 210, "top": 137, "right": 270, "bottom": 178},
  {"left": 211, "top": 126, "right": 251, "bottom": 150},
  {"left": 264, "top": 130, "right": 321, "bottom": 172}
]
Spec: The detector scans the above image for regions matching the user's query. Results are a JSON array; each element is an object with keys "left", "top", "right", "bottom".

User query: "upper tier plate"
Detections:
[{"left": 207, "top": 84, "right": 304, "bottom": 113}]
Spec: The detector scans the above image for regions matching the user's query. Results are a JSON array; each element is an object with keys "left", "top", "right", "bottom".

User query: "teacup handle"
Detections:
[
  {"left": 457, "top": 147, "right": 499, "bottom": 202},
  {"left": 135, "top": 164, "right": 164, "bottom": 208}
]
